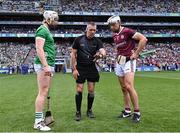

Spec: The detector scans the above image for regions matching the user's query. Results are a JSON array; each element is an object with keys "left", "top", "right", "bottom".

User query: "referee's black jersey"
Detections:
[{"left": 72, "top": 35, "right": 103, "bottom": 65}]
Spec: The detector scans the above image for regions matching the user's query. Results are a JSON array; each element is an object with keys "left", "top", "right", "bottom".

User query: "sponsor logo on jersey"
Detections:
[{"left": 121, "top": 35, "right": 124, "bottom": 39}]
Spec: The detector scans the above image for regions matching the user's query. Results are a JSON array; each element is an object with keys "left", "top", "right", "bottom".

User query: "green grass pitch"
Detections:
[{"left": 0, "top": 71, "right": 180, "bottom": 132}]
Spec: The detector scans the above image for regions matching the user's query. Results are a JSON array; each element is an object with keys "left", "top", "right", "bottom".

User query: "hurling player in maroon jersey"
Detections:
[{"left": 107, "top": 16, "right": 148, "bottom": 123}]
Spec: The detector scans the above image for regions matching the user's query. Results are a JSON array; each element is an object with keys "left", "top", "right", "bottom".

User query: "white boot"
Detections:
[{"left": 34, "top": 121, "right": 51, "bottom": 131}]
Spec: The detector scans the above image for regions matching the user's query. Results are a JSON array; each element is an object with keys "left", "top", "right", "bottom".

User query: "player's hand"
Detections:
[
  {"left": 130, "top": 50, "right": 139, "bottom": 60},
  {"left": 93, "top": 52, "right": 103, "bottom": 62},
  {"left": 72, "top": 69, "right": 79, "bottom": 80},
  {"left": 43, "top": 66, "right": 52, "bottom": 77}
]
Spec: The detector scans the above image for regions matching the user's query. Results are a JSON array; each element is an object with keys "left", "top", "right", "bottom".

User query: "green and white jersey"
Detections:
[{"left": 34, "top": 25, "right": 56, "bottom": 66}]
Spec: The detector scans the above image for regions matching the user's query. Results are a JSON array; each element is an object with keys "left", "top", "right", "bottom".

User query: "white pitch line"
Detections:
[{"left": 136, "top": 74, "right": 180, "bottom": 80}]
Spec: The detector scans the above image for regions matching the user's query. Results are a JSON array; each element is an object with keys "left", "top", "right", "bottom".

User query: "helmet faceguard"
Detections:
[
  {"left": 107, "top": 16, "right": 121, "bottom": 25},
  {"left": 107, "top": 16, "right": 121, "bottom": 33}
]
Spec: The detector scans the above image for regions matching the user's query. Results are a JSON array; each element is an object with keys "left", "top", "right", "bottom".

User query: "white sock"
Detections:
[
  {"left": 125, "top": 108, "right": 131, "bottom": 113},
  {"left": 35, "top": 112, "right": 43, "bottom": 124},
  {"left": 134, "top": 111, "right": 141, "bottom": 115},
  {"left": 125, "top": 110, "right": 131, "bottom": 113}
]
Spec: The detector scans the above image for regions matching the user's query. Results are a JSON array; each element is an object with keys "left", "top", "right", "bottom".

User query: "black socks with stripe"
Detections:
[{"left": 75, "top": 92, "right": 82, "bottom": 112}]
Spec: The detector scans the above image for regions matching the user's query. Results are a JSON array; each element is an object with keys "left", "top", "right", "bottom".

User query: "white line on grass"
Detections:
[{"left": 136, "top": 74, "right": 180, "bottom": 80}]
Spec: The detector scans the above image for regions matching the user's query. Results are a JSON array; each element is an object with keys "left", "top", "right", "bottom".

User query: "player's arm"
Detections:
[
  {"left": 35, "top": 37, "right": 48, "bottom": 67},
  {"left": 35, "top": 37, "right": 50, "bottom": 74},
  {"left": 131, "top": 32, "right": 148, "bottom": 59}
]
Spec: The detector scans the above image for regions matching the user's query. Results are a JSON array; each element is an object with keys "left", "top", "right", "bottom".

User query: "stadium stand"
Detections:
[
  {"left": 61, "top": 0, "right": 180, "bottom": 13},
  {"left": 0, "top": 0, "right": 179, "bottom": 13},
  {"left": 0, "top": 27, "right": 180, "bottom": 35},
  {"left": 0, "top": 43, "right": 32, "bottom": 67},
  {"left": 0, "top": 0, "right": 179, "bottom": 73},
  {"left": 0, "top": 42, "right": 179, "bottom": 73}
]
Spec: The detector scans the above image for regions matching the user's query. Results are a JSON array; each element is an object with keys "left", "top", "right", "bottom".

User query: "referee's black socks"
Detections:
[
  {"left": 75, "top": 92, "right": 82, "bottom": 113},
  {"left": 87, "top": 92, "right": 95, "bottom": 111}
]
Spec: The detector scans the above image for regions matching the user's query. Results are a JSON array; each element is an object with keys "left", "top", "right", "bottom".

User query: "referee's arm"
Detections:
[
  {"left": 99, "top": 48, "right": 106, "bottom": 57},
  {"left": 71, "top": 49, "right": 79, "bottom": 80},
  {"left": 71, "top": 38, "right": 79, "bottom": 80},
  {"left": 71, "top": 49, "right": 77, "bottom": 71},
  {"left": 95, "top": 39, "right": 106, "bottom": 60}
]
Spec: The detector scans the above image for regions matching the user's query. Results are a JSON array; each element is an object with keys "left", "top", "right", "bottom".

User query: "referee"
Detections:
[{"left": 71, "top": 22, "right": 106, "bottom": 121}]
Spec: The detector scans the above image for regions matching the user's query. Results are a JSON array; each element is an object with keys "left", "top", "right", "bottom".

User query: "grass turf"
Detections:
[{"left": 0, "top": 71, "right": 180, "bottom": 132}]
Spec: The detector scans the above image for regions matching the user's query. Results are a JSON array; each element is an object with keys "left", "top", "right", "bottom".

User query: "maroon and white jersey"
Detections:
[{"left": 113, "top": 27, "right": 136, "bottom": 57}]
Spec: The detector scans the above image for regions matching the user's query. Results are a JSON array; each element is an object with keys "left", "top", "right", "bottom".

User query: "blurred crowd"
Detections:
[
  {"left": 61, "top": 0, "right": 180, "bottom": 13},
  {"left": 0, "top": 42, "right": 180, "bottom": 72},
  {"left": 0, "top": 0, "right": 38, "bottom": 12},
  {"left": 137, "top": 43, "right": 180, "bottom": 71},
  {"left": 1, "top": 27, "right": 180, "bottom": 35},
  {"left": 0, "top": 0, "right": 179, "bottom": 13},
  {"left": 0, "top": 43, "right": 32, "bottom": 73}
]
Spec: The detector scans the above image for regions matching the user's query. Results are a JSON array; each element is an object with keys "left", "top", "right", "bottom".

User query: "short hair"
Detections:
[
  {"left": 86, "top": 22, "right": 97, "bottom": 31},
  {"left": 87, "top": 22, "right": 96, "bottom": 26}
]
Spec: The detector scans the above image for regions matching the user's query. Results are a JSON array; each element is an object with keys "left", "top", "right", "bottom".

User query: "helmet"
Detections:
[
  {"left": 43, "top": 10, "right": 59, "bottom": 21},
  {"left": 107, "top": 16, "right": 121, "bottom": 25}
]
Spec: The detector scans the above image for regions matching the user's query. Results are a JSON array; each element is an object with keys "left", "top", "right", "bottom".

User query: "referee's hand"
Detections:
[
  {"left": 93, "top": 52, "right": 103, "bottom": 62},
  {"left": 72, "top": 69, "right": 79, "bottom": 80}
]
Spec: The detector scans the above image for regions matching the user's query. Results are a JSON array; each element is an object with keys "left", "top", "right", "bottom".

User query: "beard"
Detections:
[
  {"left": 46, "top": 21, "right": 58, "bottom": 30},
  {"left": 114, "top": 29, "right": 120, "bottom": 33},
  {"left": 48, "top": 24, "right": 57, "bottom": 31},
  {"left": 111, "top": 28, "right": 120, "bottom": 33},
  {"left": 112, "top": 25, "right": 121, "bottom": 33}
]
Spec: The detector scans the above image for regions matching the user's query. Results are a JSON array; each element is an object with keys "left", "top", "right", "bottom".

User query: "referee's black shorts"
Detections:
[{"left": 76, "top": 63, "right": 99, "bottom": 84}]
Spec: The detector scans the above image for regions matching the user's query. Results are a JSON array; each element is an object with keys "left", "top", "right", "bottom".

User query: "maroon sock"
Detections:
[
  {"left": 134, "top": 109, "right": 140, "bottom": 113},
  {"left": 125, "top": 108, "right": 131, "bottom": 111}
]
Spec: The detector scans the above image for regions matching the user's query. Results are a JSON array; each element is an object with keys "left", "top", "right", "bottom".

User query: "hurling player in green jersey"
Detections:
[{"left": 33, "top": 10, "right": 58, "bottom": 131}]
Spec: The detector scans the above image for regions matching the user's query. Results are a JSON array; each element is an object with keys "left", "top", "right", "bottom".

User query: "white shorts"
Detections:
[
  {"left": 34, "top": 64, "right": 55, "bottom": 73},
  {"left": 115, "top": 60, "right": 136, "bottom": 77}
]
